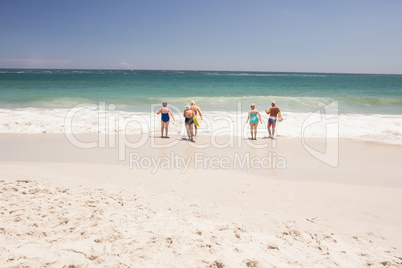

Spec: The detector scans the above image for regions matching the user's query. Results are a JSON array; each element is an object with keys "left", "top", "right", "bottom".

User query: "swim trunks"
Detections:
[{"left": 268, "top": 116, "right": 276, "bottom": 128}]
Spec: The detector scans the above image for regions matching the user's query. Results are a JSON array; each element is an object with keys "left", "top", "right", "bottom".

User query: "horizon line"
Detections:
[{"left": 0, "top": 67, "right": 401, "bottom": 76}]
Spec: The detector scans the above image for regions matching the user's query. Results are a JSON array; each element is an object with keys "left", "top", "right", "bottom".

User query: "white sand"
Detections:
[{"left": 0, "top": 134, "right": 401, "bottom": 267}]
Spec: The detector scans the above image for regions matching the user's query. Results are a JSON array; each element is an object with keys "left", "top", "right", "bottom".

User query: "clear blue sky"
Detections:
[{"left": 1, "top": 0, "right": 401, "bottom": 73}]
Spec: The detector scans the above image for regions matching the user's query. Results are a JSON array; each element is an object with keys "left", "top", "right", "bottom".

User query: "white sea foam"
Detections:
[
  {"left": 1, "top": 108, "right": 401, "bottom": 145},
  {"left": 203, "top": 72, "right": 329, "bottom": 77},
  {"left": 153, "top": 96, "right": 336, "bottom": 114}
]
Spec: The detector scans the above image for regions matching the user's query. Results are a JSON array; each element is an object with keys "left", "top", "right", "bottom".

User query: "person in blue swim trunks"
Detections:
[
  {"left": 265, "top": 101, "right": 281, "bottom": 139},
  {"left": 246, "top": 103, "right": 262, "bottom": 140},
  {"left": 156, "top": 102, "right": 175, "bottom": 138},
  {"left": 190, "top": 101, "right": 203, "bottom": 136}
]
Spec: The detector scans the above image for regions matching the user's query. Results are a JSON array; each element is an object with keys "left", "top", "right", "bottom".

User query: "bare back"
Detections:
[
  {"left": 190, "top": 105, "right": 200, "bottom": 115},
  {"left": 268, "top": 106, "right": 280, "bottom": 117},
  {"left": 184, "top": 110, "right": 194, "bottom": 118},
  {"left": 160, "top": 107, "right": 169, "bottom": 113}
]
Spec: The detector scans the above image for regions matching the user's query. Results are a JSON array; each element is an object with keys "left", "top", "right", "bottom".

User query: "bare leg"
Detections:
[
  {"left": 190, "top": 126, "right": 194, "bottom": 141},
  {"left": 161, "top": 121, "right": 165, "bottom": 137},
  {"left": 254, "top": 125, "right": 257, "bottom": 140},
  {"left": 272, "top": 126, "right": 275, "bottom": 138},
  {"left": 249, "top": 122, "right": 253, "bottom": 140},
  {"left": 185, "top": 124, "right": 190, "bottom": 139},
  {"left": 165, "top": 121, "right": 170, "bottom": 138},
  {"left": 194, "top": 125, "right": 198, "bottom": 136},
  {"left": 268, "top": 125, "right": 272, "bottom": 137}
]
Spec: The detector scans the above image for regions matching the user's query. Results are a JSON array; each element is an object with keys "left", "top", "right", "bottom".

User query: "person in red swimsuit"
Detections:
[{"left": 265, "top": 101, "right": 281, "bottom": 139}]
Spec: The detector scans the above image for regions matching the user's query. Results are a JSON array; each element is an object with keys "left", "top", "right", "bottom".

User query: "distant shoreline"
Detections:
[{"left": 1, "top": 67, "right": 402, "bottom": 75}]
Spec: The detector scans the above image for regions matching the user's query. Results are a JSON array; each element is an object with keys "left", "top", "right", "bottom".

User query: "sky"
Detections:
[{"left": 0, "top": 0, "right": 401, "bottom": 74}]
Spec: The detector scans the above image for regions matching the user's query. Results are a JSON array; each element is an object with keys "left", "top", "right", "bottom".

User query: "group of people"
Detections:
[
  {"left": 246, "top": 101, "right": 281, "bottom": 140},
  {"left": 156, "top": 101, "right": 202, "bottom": 141},
  {"left": 156, "top": 101, "right": 281, "bottom": 141}
]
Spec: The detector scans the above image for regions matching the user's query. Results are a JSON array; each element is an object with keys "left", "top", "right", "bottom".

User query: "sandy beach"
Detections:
[{"left": 0, "top": 133, "right": 401, "bottom": 267}]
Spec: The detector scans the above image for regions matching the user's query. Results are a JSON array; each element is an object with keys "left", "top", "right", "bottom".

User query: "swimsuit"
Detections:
[
  {"left": 250, "top": 113, "right": 258, "bottom": 124},
  {"left": 267, "top": 107, "right": 280, "bottom": 128},
  {"left": 268, "top": 116, "right": 277, "bottom": 128},
  {"left": 161, "top": 112, "right": 169, "bottom": 123},
  {"left": 185, "top": 117, "right": 194, "bottom": 126}
]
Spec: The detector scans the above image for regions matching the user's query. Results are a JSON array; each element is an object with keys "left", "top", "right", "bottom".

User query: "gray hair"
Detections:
[
  {"left": 162, "top": 102, "right": 167, "bottom": 107},
  {"left": 190, "top": 101, "right": 195, "bottom": 105},
  {"left": 185, "top": 105, "right": 190, "bottom": 110},
  {"left": 250, "top": 103, "right": 255, "bottom": 109},
  {"left": 272, "top": 101, "right": 276, "bottom": 106}
]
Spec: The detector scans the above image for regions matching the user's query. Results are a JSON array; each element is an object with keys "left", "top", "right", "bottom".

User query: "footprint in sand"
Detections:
[
  {"left": 166, "top": 237, "right": 173, "bottom": 246},
  {"left": 245, "top": 259, "right": 259, "bottom": 267},
  {"left": 209, "top": 260, "right": 225, "bottom": 268}
]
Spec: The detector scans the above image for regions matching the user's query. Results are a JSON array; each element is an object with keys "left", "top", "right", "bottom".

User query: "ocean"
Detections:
[{"left": 1, "top": 69, "right": 401, "bottom": 144}]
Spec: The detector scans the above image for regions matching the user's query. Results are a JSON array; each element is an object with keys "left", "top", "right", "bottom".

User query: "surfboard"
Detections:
[
  {"left": 193, "top": 115, "right": 200, "bottom": 127},
  {"left": 278, "top": 111, "right": 283, "bottom": 122},
  {"left": 196, "top": 115, "right": 202, "bottom": 125}
]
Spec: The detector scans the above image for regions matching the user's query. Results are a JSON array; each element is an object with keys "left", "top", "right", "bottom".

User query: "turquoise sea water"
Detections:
[
  {"left": 1, "top": 69, "right": 401, "bottom": 114},
  {"left": 0, "top": 69, "right": 401, "bottom": 143}
]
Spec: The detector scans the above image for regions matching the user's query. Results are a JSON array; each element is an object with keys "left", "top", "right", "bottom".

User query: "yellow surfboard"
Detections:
[
  {"left": 193, "top": 115, "right": 200, "bottom": 127},
  {"left": 278, "top": 111, "right": 283, "bottom": 122}
]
